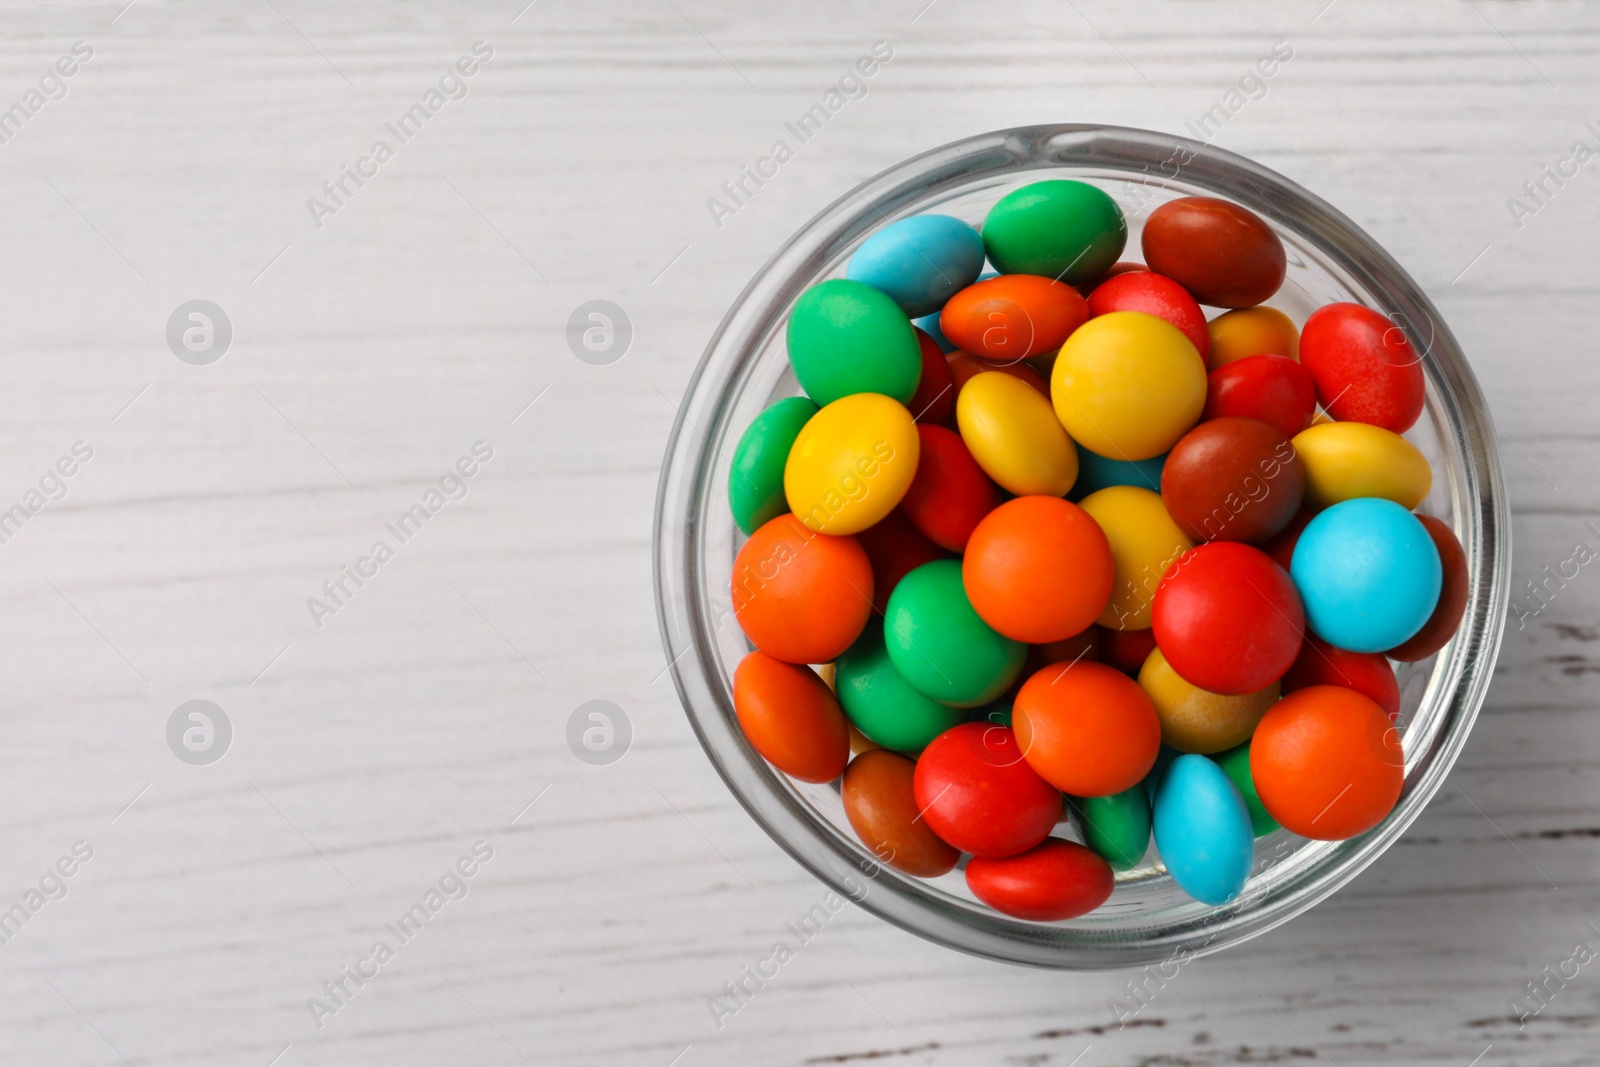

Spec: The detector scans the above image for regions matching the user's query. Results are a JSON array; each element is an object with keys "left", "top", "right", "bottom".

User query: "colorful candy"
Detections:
[
  {"left": 717, "top": 178, "right": 1459, "bottom": 922},
  {"left": 962, "top": 496, "right": 1113, "bottom": 643},
  {"left": 1142, "top": 196, "right": 1286, "bottom": 309},
  {"left": 1291, "top": 498, "right": 1442, "bottom": 653},
  {"left": 1052, "top": 311, "right": 1206, "bottom": 461}
]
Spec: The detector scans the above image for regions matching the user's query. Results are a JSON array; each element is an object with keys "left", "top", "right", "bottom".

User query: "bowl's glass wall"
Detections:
[{"left": 655, "top": 126, "right": 1511, "bottom": 968}]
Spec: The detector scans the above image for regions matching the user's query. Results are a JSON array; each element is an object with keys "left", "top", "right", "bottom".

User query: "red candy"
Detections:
[
  {"left": 1159, "top": 416, "right": 1305, "bottom": 544},
  {"left": 912, "top": 723, "right": 1062, "bottom": 857},
  {"left": 1281, "top": 634, "right": 1401, "bottom": 719},
  {"left": 1203, "top": 354, "right": 1317, "bottom": 439},
  {"left": 1299, "top": 302, "right": 1426, "bottom": 433},
  {"left": 908, "top": 327, "right": 956, "bottom": 424},
  {"left": 1261, "top": 505, "right": 1314, "bottom": 572},
  {"left": 899, "top": 424, "right": 1002, "bottom": 552},
  {"left": 947, "top": 349, "right": 1050, "bottom": 398},
  {"left": 940, "top": 275, "right": 1090, "bottom": 362},
  {"left": 1152, "top": 542, "right": 1304, "bottom": 695},
  {"left": 854, "top": 508, "right": 948, "bottom": 614},
  {"left": 965, "top": 838, "right": 1114, "bottom": 921},
  {"left": 1100, "top": 626, "right": 1157, "bottom": 675},
  {"left": 1386, "top": 515, "right": 1468, "bottom": 661},
  {"left": 1087, "top": 270, "right": 1210, "bottom": 360}
]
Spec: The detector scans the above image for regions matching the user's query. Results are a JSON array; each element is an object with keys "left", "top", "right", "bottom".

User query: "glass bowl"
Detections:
[{"left": 653, "top": 124, "right": 1512, "bottom": 969}]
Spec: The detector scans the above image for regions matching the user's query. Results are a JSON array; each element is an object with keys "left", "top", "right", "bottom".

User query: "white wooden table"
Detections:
[{"left": 0, "top": 2, "right": 1593, "bottom": 1064}]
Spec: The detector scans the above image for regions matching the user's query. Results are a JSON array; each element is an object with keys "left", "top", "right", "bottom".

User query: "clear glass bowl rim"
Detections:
[{"left": 652, "top": 124, "right": 1512, "bottom": 969}]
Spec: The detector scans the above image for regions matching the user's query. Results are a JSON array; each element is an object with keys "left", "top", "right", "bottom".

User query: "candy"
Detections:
[
  {"left": 1025, "top": 625, "right": 1102, "bottom": 674},
  {"left": 1100, "top": 625, "right": 1158, "bottom": 675},
  {"left": 728, "top": 397, "right": 818, "bottom": 535},
  {"left": 1281, "top": 633, "right": 1401, "bottom": 719},
  {"left": 1291, "top": 421, "right": 1432, "bottom": 510},
  {"left": 1142, "top": 196, "right": 1286, "bottom": 309},
  {"left": 962, "top": 496, "right": 1114, "bottom": 643},
  {"left": 912, "top": 722, "right": 1062, "bottom": 857},
  {"left": 1206, "top": 306, "right": 1300, "bottom": 369},
  {"left": 1152, "top": 754, "right": 1254, "bottom": 904},
  {"left": 1086, "top": 269, "right": 1209, "bottom": 359},
  {"left": 1385, "top": 515, "right": 1468, "bottom": 661},
  {"left": 836, "top": 624, "right": 967, "bottom": 753},
  {"left": 731, "top": 514, "right": 873, "bottom": 664},
  {"left": 1138, "top": 647, "right": 1280, "bottom": 754},
  {"left": 1070, "top": 786, "right": 1152, "bottom": 871},
  {"left": 946, "top": 349, "right": 1049, "bottom": 398},
  {"left": 981, "top": 179, "right": 1126, "bottom": 284},
  {"left": 1152, "top": 542, "right": 1304, "bottom": 695},
  {"left": 899, "top": 424, "right": 1001, "bottom": 551},
  {"left": 1290, "top": 498, "right": 1442, "bottom": 653},
  {"left": 786, "top": 279, "right": 922, "bottom": 406},
  {"left": 1299, "top": 302, "right": 1426, "bottom": 433},
  {"left": 1077, "top": 486, "right": 1194, "bottom": 631},
  {"left": 846, "top": 214, "right": 986, "bottom": 318},
  {"left": 1261, "top": 504, "right": 1314, "bottom": 572},
  {"left": 907, "top": 327, "right": 957, "bottom": 424},
  {"left": 1212, "top": 742, "right": 1279, "bottom": 837},
  {"left": 843, "top": 750, "right": 961, "bottom": 876},
  {"left": 1159, "top": 416, "right": 1305, "bottom": 543},
  {"left": 732, "top": 652, "right": 850, "bottom": 783},
  {"left": 1203, "top": 353, "right": 1317, "bottom": 439},
  {"left": 785, "top": 392, "right": 920, "bottom": 534},
  {"left": 1250, "top": 685, "right": 1404, "bottom": 839},
  {"left": 1052, "top": 311, "right": 1206, "bottom": 461},
  {"left": 1013, "top": 660, "right": 1162, "bottom": 796},
  {"left": 884, "top": 560, "right": 1026, "bottom": 707},
  {"left": 965, "top": 838, "right": 1115, "bottom": 920},
  {"left": 940, "top": 274, "right": 1090, "bottom": 362},
  {"left": 956, "top": 371, "right": 1080, "bottom": 496}
]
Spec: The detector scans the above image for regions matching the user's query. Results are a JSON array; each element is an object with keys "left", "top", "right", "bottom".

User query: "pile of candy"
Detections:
[{"left": 725, "top": 179, "right": 1468, "bottom": 920}]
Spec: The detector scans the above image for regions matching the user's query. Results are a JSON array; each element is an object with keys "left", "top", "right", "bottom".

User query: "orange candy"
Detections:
[
  {"left": 1013, "top": 660, "right": 1161, "bottom": 797},
  {"left": 732, "top": 651, "right": 850, "bottom": 783},
  {"left": 1250, "top": 685, "right": 1404, "bottom": 840},
  {"left": 731, "top": 514, "right": 873, "bottom": 664},
  {"left": 963, "top": 496, "right": 1114, "bottom": 643},
  {"left": 940, "top": 275, "right": 1091, "bottom": 362}
]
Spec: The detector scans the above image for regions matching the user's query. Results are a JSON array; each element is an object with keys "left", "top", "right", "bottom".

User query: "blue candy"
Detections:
[
  {"left": 1152, "top": 754, "right": 1254, "bottom": 905},
  {"left": 847, "top": 214, "right": 985, "bottom": 318},
  {"left": 1072, "top": 449, "right": 1167, "bottom": 501},
  {"left": 913, "top": 311, "right": 956, "bottom": 353},
  {"left": 1290, "top": 498, "right": 1442, "bottom": 653}
]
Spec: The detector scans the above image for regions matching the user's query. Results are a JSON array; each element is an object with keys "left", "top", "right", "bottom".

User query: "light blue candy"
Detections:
[
  {"left": 1072, "top": 450, "right": 1167, "bottom": 501},
  {"left": 1290, "top": 497, "right": 1442, "bottom": 653},
  {"left": 1152, "top": 754, "right": 1254, "bottom": 905},
  {"left": 847, "top": 215, "right": 985, "bottom": 318}
]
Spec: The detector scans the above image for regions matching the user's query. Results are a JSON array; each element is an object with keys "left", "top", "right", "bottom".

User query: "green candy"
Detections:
[
  {"left": 786, "top": 279, "right": 921, "bottom": 406},
  {"left": 728, "top": 397, "right": 818, "bottom": 535},
  {"left": 884, "top": 560, "right": 1025, "bottom": 708},
  {"left": 836, "top": 625, "right": 967, "bottom": 753},
  {"left": 1215, "top": 742, "right": 1279, "bottom": 837},
  {"left": 1071, "top": 786, "right": 1152, "bottom": 872},
  {"left": 981, "top": 179, "right": 1127, "bottom": 284}
]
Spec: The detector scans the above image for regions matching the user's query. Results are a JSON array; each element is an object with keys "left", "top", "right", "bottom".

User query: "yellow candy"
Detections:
[
  {"left": 1077, "top": 486, "right": 1193, "bottom": 630},
  {"left": 956, "top": 371, "right": 1078, "bottom": 496},
  {"left": 1292, "top": 421, "right": 1432, "bottom": 510},
  {"left": 1138, "top": 647, "right": 1280, "bottom": 754},
  {"left": 1052, "top": 311, "right": 1205, "bottom": 461},
  {"left": 784, "top": 393, "right": 919, "bottom": 535},
  {"left": 1206, "top": 306, "right": 1299, "bottom": 370}
]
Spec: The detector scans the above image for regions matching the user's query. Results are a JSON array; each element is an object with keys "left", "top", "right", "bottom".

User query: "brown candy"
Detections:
[
  {"left": 1142, "top": 197, "right": 1286, "bottom": 309},
  {"left": 1161, "top": 416, "right": 1305, "bottom": 544}
]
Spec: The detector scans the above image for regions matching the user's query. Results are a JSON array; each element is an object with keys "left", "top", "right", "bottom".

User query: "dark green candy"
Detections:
[
  {"left": 786, "top": 279, "right": 921, "bottom": 406},
  {"left": 1215, "top": 742, "right": 1279, "bottom": 837},
  {"left": 1071, "top": 786, "right": 1152, "bottom": 872},
  {"left": 1143, "top": 743, "right": 1180, "bottom": 805},
  {"left": 728, "top": 397, "right": 818, "bottom": 535},
  {"left": 884, "top": 560, "right": 1025, "bottom": 708},
  {"left": 836, "top": 625, "right": 967, "bottom": 754},
  {"left": 981, "top": 179, "right": 1127, "bottom": 285}
]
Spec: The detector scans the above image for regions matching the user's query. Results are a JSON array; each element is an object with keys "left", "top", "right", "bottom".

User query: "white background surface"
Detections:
[{"left": 0, "top": 2, "right": 1594, "bottom": 1065}]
